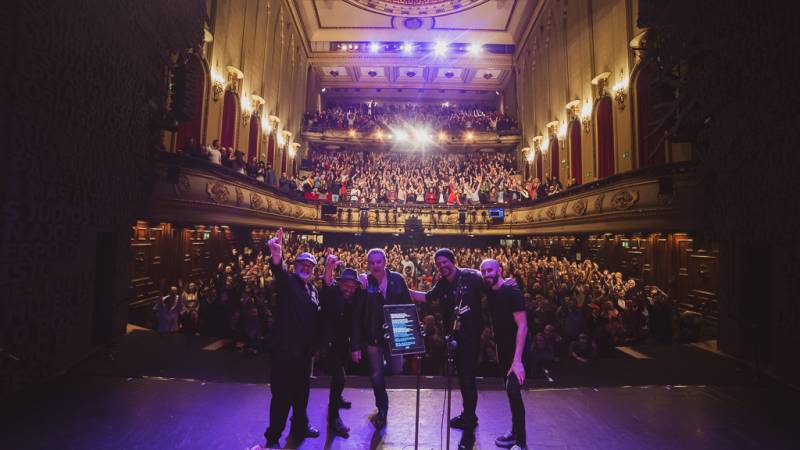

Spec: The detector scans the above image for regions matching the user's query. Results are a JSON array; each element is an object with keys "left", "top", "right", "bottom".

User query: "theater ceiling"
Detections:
[{"left": 289, "top": 0, "right": 537, "bottom": 94}]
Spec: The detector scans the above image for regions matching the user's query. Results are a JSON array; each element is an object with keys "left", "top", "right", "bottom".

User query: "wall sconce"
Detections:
[
  {"left": 226, "top": 66, "right": 244, "bottom": 95},
  {"left": 566, "top": 99, "right": 581, "bottom": 121},
  {"left": 240, "top": 94, "right": 253, "bottom": 126},
  {"left": 556, "top": 121, "right": 567, "bottom": 140},
  {"left": 540, "top": 135, "right": 550, "bottom": 154},
  {"left": 276, "top": 130, "right": 286, "bottom": 148},
  {"left": 612, "top": 69, "right": 628, "bottom": 110},
  {"left": 521, "top": 147, "right": 534, "bottom": 163},
  {"left": 591, "top": 71, "right": 611, "bottom": 99},
  {"left": 260, "top": 115, "right": 273, "bottom": 140},
  {"left": 211, "top": 69, "right": 226, "bottom": 101},
  {"left": 579, "top": 100, "right": 593, "bottom": 134}
]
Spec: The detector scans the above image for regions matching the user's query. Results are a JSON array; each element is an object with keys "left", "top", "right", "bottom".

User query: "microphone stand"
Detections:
[{"left": 444, "top": 335, "right": 457, "bottom": 450}]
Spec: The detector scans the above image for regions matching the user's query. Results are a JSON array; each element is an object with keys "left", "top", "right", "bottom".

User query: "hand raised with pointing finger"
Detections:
[{"left": 268, "top": 228, "right": 283, "bottom": 263}]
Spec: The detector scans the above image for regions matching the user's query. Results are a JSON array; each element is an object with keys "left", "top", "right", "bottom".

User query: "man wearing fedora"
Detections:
[
  {"left": 264, "top": 228, "right": 321, "bottom": 449},
  {"left": 321, "top": 249, "right": 359, "bottom": 438}
]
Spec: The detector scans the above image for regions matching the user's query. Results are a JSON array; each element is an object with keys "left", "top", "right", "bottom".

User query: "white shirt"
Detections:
[{"left": 207, "top": 147, "right": 222, "bottom": 165}]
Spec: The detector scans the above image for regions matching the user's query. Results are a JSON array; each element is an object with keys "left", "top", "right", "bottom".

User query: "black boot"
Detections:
[
  {"left": 336, "top": 396, "right": 352, "bottom": 409},
  {"left": 495, "top": 431, "right": 516, "bottom": 448},
  {"left": 328, "top": 417, "right": 350, "bottom": 438},
  {"left": 449, "top": 413, "right": 478, "bottom": 429}
]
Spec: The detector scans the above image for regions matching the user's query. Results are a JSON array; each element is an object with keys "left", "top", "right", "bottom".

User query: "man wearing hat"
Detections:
[
  {"left": 264, "top": 228, "right": 322, "bottom": 449},
  {"left": 321, "top": 249, "right": 359, "bottom": 438}
]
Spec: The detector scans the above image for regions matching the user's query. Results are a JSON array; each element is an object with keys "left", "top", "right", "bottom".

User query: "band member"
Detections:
[
  {"left": 264, "top": 228, "right": 321, "bottom": 448},
  {"left": 351, "top": 248, "right": 412, "bottom": 429},
  {"left": 321, "top": 251, "right": 357, "bottom": 438},
  {"left": 409, "top": 249, "right": 485, "bottom": 440},
  {"left": 480, "top": 259, "right": 528, "bottom": 450}
]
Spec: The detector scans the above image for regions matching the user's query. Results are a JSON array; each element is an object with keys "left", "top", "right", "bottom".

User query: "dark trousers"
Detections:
[
  {"left": 265, "top": 351, "right": 312, "bottom": 442},
  {"left": 500, "top": 356, "right": 526, "bottom": 446},
  {"left": 454, "top": 338, "right": 479, "bottom": 424},
  {"left": 327, "top": 350, "right": 346, "bottom": 419},
  {"left": 366, "top": 343, "right": 403, "bottom": 413}
]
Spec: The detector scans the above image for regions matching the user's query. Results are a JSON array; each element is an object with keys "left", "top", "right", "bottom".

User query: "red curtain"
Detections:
[
  {"left": 596, "top": 97, "right": 615, "bottom": 178},
  {"left": 247, "top": 116, "right": 259, "bottom": 161},
  {"left": 550, "top": 138, "right": 559, "bottom": 180},
  {"left": 175, "top": 56, "right": 205, "bottom": 150},
  {"left": 570, "top": 120, "right": 582, "bottom": 184},
  {"left": 281, "top": 146, "right": 287, "bottom": 175},
  {"left": 292, "top": 159, "right": 297, "bottom": 175},
  {"left": 267, "top": 134, "right": 275, "bottom": 166},
  {"left": 220, "top": 91, "right": 237, "bottom": 148},
  {"left": 524, "top": 161, "right": 530, "bottom": 180},
  {"left": 536, "top": 151, "right": 543, "bottom": 179},
  {"left": 636, "top": 66, "right": 665, "bottom": 168}
]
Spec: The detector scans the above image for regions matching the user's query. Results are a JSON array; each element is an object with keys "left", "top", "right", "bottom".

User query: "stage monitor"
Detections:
[
  {"left": 382, "top": 304, "right": 426, "bottom": 356},
  {"left": 488, "top": 207, "right": 505, "bottom": 222}
]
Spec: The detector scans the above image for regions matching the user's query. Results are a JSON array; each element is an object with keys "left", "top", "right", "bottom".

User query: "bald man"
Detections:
[{"left": 480, "top": 258, "right": 528, "bottom": 450}]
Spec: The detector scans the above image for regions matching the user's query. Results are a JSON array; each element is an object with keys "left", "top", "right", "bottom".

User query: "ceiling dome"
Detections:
[{"left": 342, "top": 0, "right": 490, "bottom": 18}]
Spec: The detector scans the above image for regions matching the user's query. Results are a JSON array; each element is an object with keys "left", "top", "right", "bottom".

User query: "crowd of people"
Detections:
[
  {"left": 304, "top": 102, "right": 519, "bottom": 135},
  {"left": 300, "top": 149, "right": 535, "bottom": 205},
  {"left": 152, "top": 234, "right": 675, "bottom": 377}
]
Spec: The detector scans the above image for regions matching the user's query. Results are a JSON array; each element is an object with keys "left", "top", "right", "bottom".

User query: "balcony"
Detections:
[{"left": 146, "top": 151, "right": 698, "bottom": 235}]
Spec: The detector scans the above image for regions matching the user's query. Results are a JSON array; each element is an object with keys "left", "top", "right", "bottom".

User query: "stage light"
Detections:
[
  {"left": 369, "top": 42, "right": 381, "bottom": 53},
  {"left": 321, "top": 87, "right": 326, "bottom": 93},
  {"left": 402, "top": 42, "right": 414, "bottom": 54},
  {"left": 434, "top": 41, "right": 448, "bottom": 56},
  {"left": 438, "top": 131, "right": 447, "bottom": 141},
  {"left": 348, "top": 129, "right": 356, "bottom": 138},
  {"left": 442, "top": 101, "right": 449, "bottom": 107},
  {"left": 467, "top": 44, "right": 482, "bottom": 56},
  {"left": 465, "top": 131, "right": 474, "bottom": 141},
  {"left": 395, "top": 129, "right": 408, "bottom": 141},
  {"left": 495, "top": 90, "right": 501, "bottom": 96},
  {"left": 375, "top": 130, "right": 384, "bottom": 140}
]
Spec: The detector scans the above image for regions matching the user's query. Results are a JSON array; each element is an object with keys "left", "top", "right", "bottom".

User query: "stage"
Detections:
[{"left": 1, "top": 374, "right": 796, "bottom": 449}]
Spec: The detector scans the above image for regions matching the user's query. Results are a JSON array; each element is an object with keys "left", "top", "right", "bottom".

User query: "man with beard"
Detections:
[
  {"left": 480, "top": 259, "right": 528, "bottom": 450},
  {"left": 321, "top": 250, "right": 357, "bottom": 438},
  {"left": 263, "top": 228, "right": 321, "bottom": 449},
  {"left": 409, "top": 248, "right": 485, "bottom": 450},
  {"left": 352, "top": 248, "right": 412, "bottom": 429}
]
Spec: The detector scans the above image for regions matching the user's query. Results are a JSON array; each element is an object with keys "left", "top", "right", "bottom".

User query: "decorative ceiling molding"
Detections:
[{"left": 341, "top": 0, "right": 491, "bottom": 18}]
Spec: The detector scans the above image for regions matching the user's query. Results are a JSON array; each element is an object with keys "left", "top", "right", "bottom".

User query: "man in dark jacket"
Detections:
[
  {"left": 321, "top": 251, "right": 357, "bottom": 438},
  {"left": 351, "top": 248, "right": 412, "bottom": 429},
  {"left": 264, "top": 228, "right": 321, "bottom": 449}
]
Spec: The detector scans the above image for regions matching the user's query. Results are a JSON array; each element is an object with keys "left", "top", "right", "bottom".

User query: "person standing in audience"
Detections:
[
  {"left": 263, "top": 228, "right": 321, "bottom": 448},
  {"left": 154, "top": 286, "right": 181, "bottom": 334},
  {"left": 207, "top": 139, "right": 222, "bottom": 165}
]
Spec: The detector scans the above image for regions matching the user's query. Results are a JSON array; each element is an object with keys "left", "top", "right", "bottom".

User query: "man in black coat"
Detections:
[
  {"left": 321, "top": 251, "right": 357, "bottom": 438},
  {"left": 351, "top": 248, "right": 412, "bottom": 429},
  {"left": 264, "top": 228, "right": 321, "bottom": 449}
]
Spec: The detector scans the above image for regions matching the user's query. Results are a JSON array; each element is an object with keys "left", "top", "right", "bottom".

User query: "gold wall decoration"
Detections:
[
  {"left": 545, "top": 206, "right": 557, "bottom": 220},
  {"left": 560, "top": 202, "right": 569, "bottom": 218},
  {"left": 235, "top": 187, "right": 244, "bottom": 206},
  {"left": 173, "top": 174, "right": 191, "bottom": 197},
  {"left": 594, "top": 193, "right": 605, "bottom": 213},
  {"left": 572, "top": 198, "right": 588, "bottom": 216},
  {"left": 206, "top": 182, "right": 230, "bottom": 203},
  {"left": 250, "top": 192, "right": 264, "bottom": 210},
  {"left": 610, "top": 190, "right": 639, "bottom": 210}
]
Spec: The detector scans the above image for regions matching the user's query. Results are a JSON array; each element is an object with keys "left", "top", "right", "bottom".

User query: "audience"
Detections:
[
  {"left": 152, "top": 233, "right": 675, "bottom": 378},
  {"left": 304, "top": 102, "right": 519, "bottom": 135}
]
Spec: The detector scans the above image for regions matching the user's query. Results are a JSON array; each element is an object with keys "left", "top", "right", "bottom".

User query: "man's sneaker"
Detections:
[
  {"left": 494, "top": 432, "right": 516, "bottom": 448},
  {"left": 264, "top": 439, "right": 280, "bottom": 449},
  {"left": 510, "top": 444, "right": 527, "bottom": 450},
  {"left": 458, "top": 431, "right": 476, "bottom": 449},
  {"left": 289, "top": 425, "right": 320, "bottom": 439},
  {"left": 449, "top": 413, "right": 478, "bottom": 429}
]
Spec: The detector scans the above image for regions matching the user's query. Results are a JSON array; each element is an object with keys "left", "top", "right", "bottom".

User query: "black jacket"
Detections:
[
  {"left": 269, "top": 259, "right": 321, "bottom": 356},
  {"left": 351, "top": 269, "right": 411, "bottom": 350},
  {"left": 321, "top": 283, "right": 353, "bottom": 354}
]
